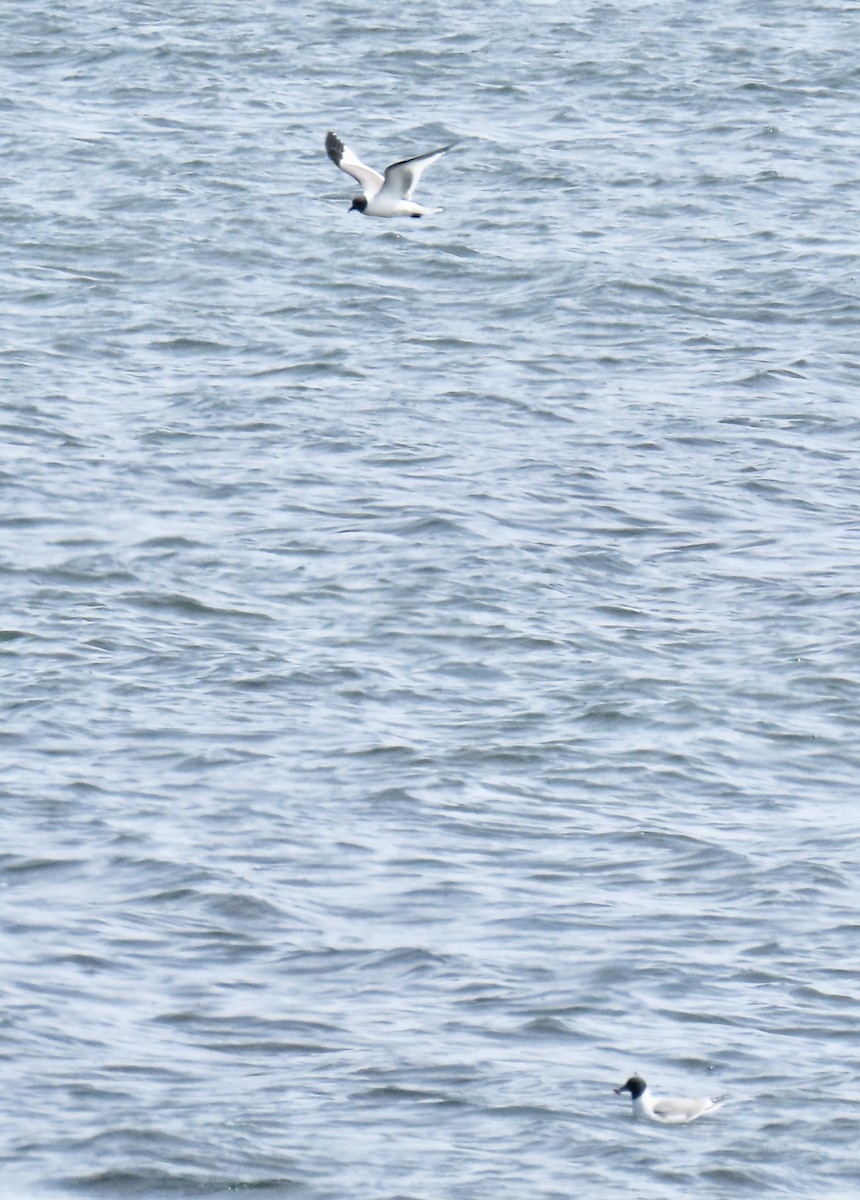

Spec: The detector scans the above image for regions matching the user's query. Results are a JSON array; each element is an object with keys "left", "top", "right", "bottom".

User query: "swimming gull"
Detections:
[{"left": 614, "top": 1075, "right": 730, "bottom": 1124}]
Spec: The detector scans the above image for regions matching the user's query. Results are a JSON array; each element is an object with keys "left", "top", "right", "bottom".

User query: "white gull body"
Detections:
[
  {"left": 325, "top": 131, "right": 452, "bottom": 218},
  {"left": 614, "top": 1075, "right": 729, "bottom": 1124}
]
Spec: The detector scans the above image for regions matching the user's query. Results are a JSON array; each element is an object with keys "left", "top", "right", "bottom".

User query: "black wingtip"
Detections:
[{"left": 325, "top": 131, "right": 343, "bottom": 164}]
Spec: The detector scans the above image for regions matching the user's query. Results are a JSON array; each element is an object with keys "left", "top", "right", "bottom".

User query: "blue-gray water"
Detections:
[{"left": 3, "top": 1, "right": 860, "bottom": 1197}]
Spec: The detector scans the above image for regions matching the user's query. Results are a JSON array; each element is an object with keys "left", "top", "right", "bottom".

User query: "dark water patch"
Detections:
[
  {"left": 61, "top": 1169, "right": 304, "bottom": 1196},
  {"left": 1, "top": 855, "right": 85, "bottom": 879},
  {"left": 357, "top": 1084, "right": 459, "bottom": 1106}
]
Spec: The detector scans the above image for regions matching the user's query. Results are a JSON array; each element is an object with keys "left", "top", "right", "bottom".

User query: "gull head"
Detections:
[
  {"left": 349, "top": 196, "right": 367, "bottom": 213},
  {"left": 614, "top": 1075, "right": 647, "bottom": 1098}
]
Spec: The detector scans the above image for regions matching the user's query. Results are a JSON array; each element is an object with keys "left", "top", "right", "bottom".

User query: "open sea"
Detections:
[{"left": 3, "top": 1, "right": 860, "bottom": 1197}]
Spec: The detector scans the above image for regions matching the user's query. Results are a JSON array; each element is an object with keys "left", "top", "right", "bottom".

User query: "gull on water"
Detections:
[
  {"left": 325, "top": 131, "right": 453, "bottom": 218},
  {"left": 614, "top": 1075, "right": 730, "bottom": 1124}
]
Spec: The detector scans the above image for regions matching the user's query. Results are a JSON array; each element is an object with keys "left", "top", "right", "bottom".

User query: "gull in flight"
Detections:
[
  {"left": 614, "top": 1075, "right": 730, "bottom": 1124},
  {"left": 325, "top": 131, "right": 453, "bottom": 218}
]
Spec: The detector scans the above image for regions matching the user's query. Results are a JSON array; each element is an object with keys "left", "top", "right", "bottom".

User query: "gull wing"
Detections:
[
  {"left": 377, "top": 144, "right": 453, "bottom": 201},
  {"left": 653, "top": 1095, "right": 723, "bottom": 1122},
  {"left": 325, "top": 132, "right": 384, "bottom": 198}
]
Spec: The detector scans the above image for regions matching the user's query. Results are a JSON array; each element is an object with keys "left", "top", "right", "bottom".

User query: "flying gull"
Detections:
[
  {"left": 325, "top": 131, "right": 453, "bottom": 218},
  {"left": 614, "top": 1075, "right": 730, "bottom": 1124}
]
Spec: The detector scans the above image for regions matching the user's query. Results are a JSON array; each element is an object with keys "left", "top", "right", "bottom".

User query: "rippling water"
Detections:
[{"left": 4, "top": 1, "right": 860, "bottom": 1197}]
